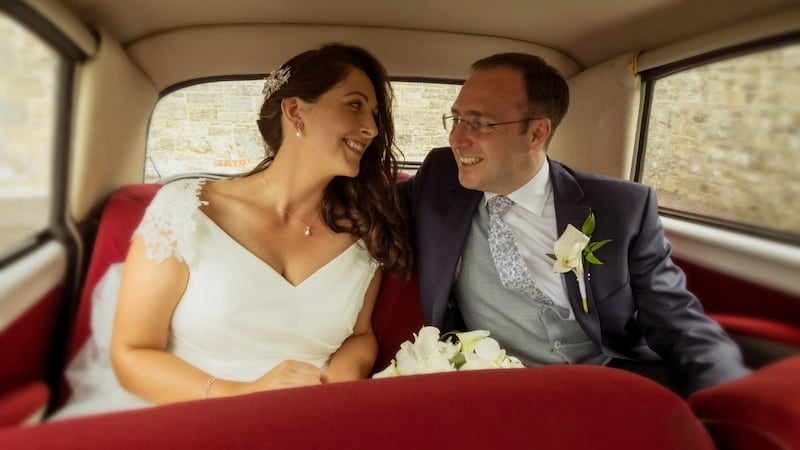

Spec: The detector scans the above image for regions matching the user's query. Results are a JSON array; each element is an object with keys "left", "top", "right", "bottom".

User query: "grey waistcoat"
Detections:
[{"left": 454, "top": 203, "right": 610, "bottom": 367}]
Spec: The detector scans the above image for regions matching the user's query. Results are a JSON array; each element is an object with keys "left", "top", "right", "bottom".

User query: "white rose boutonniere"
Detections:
[
  {"left": 372, "top": 326, "right": 524, "bottom": 378},
  {"left": 547, "top": 213, "right": 611, "bottom": 314}
]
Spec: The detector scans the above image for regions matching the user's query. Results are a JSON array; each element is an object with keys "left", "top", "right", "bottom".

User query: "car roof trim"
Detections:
[
  {"left": 24, "top": 0, "right": 98, "bottom": 56},
  {"left": 637, "top": 6, "right": 800, "bottom": 72},
  {"left": 126, "top": 24, "right": 582, "bottom": 91}
]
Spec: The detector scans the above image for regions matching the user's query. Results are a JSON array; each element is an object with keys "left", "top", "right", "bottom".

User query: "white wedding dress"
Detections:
[{"left": 51, "top": 179, "right": 379, "bottom": 420}]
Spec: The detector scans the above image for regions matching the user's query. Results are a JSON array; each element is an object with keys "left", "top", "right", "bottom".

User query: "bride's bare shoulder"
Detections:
[{"left": 198, "top": 176, "right": 266, "bottom": 233}]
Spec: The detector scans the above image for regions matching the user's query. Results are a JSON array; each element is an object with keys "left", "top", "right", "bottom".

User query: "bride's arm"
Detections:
[
  {"left": 109, "top": 235, "right": 227, "bottom": 403},
  {"left": 323, "top": 270, "right": 381, "bottom": 382},
  {"left": 110, "top": 236, "right": 326, "bottom": 403}
]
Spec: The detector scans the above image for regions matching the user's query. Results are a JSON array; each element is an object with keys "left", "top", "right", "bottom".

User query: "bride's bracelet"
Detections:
[{"left": 203, "top": 376, "right": 217, "bottom": 399}]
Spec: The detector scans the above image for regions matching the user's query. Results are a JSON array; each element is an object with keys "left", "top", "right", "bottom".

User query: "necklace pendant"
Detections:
[{"left": 304, "top": 226, "right": 311, "bottom": 237}]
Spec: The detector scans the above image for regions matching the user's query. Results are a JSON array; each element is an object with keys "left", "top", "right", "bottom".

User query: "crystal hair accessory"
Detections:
[{"left": 262, "top": 65, "right": 291, "bottom": 99}]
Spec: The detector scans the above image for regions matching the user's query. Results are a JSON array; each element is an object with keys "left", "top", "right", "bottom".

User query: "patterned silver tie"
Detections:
[{"left": 487, "top": 195, "right": 553, "bottom": 305}]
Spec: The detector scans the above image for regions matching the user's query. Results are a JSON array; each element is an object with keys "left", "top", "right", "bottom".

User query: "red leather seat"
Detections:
[
  {"left": 2, "top": 366, "right": 713, "bottom": 450},
  {"left": 689, "top": 355, "right": 800, "bottom": 450},
  {"left": 0, "top": 382, "right": 49, "bottom": 427},
  {"left": 0, "top": 182, "right": 716, "bottom": 450}
]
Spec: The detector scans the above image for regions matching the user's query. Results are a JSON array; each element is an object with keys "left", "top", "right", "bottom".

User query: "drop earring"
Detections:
[{"left": 295, "top": 121, "right": 303, "bottom": 138}]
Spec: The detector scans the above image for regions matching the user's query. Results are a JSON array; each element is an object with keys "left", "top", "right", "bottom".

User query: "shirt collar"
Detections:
[{"left": 484, "top": 159, "right": 552, "bottom": 216}]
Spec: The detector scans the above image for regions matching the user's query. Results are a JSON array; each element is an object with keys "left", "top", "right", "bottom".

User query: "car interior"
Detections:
[{"left": 0, "top": 0, "right": 799, "bottom": 448}]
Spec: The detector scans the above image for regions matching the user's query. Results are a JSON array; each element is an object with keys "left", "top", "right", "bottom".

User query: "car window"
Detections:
[
  {"left": 0, "top": 11, "right": 60, "bottom": 256},
  {"left": 639, "top": 40, "right": 800, "bottom": 241},
  {"left": 392, "top": 81, "right": 459, "bottom": 163},
  {"left": 145, "top": 80, "right": 460, "bottom": 182}
]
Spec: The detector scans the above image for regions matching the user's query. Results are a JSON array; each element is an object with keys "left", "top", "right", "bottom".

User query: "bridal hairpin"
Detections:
[{"left": 262, "top": 65, "right": 291, "bottom": 99}]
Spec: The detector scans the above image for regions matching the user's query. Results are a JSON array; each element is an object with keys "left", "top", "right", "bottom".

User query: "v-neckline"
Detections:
[{"left": 194, "top": 209, "right": 359, "bottom": 288}]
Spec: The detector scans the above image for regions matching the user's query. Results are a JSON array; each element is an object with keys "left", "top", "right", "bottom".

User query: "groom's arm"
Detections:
[{"left": 628, "top": 187, "right": 750, "bottom": 393}]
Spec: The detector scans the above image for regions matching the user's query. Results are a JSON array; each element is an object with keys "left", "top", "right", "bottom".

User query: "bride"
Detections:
[{"left": 52, "top": 43, "right": 412, "bottom": 419}]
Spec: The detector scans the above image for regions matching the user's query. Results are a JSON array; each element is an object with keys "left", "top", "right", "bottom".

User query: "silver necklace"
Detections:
[{"left": 261, "top": 173, "right": 319, "bottom": 237}]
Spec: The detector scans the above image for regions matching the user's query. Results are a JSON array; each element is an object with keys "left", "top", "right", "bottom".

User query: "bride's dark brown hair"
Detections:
[{"left": 250, "top": 43, "right": 412, "bottom": 278}]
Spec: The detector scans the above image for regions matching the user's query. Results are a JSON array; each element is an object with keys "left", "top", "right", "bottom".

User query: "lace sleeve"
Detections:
[{"left": 133, "top": 179, "right": 208, "bottom": 264}]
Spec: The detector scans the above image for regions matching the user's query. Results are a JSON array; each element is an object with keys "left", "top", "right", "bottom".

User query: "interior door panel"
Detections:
[{"left": 0, "top": 241, "right": 67, "bottom": 425}]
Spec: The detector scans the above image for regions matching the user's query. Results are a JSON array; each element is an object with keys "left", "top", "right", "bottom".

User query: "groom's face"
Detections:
[{"left": 448, "top": 66, "right": 545, "bottom": 195}]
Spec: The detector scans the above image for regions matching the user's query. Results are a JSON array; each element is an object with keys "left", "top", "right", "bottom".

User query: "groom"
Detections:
[{"left": 399, "top": 52, "right": 750, "bottom": 396}]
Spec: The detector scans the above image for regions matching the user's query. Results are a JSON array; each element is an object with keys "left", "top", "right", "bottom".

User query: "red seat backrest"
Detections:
[
  {"left": 65, "top": 184, "right": 162, "bottom": 366},
  {"left": 57, "top": 184, "right": 161, "bottom": 406}
]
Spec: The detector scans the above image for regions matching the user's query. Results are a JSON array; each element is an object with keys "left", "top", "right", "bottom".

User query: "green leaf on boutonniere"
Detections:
[
  {"left": 546, "top": 253, "right": 556, "bottom": 260},
  {"left": 584, "top": 238, "right": 611, "bottom": 265},
  {"left": 586, "top": 239, "right": 612, "bottom": 264},
  {"left": 581, "top": 213, "right": 596, "bottom": 236},
  {"left": 587, "top": 239, "right": 611, "bottom": 252},
  {"left": 585, "top": 252, "right": 603, "bottom": 265}
]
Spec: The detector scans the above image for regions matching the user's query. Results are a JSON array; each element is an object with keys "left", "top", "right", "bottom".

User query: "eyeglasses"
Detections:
[{"left": 442, "top": 114, "right": 541, "bottom": 133}]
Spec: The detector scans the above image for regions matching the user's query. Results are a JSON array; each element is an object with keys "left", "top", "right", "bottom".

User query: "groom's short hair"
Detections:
[{"left": 471, "top": 53, "right": 569, "bottom": 142}]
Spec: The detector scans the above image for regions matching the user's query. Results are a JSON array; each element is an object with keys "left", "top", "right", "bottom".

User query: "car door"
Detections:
[{"left": 0, "top": 1, "right": 87, "bottom": 426}]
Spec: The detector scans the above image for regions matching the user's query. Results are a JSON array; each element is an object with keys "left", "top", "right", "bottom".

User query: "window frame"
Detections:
[
  {"left": 634, "top": 31, "right": 800, "bottom": 245},
  {"left": 0, "top": 0, "right": 86, "bottom": 265}
]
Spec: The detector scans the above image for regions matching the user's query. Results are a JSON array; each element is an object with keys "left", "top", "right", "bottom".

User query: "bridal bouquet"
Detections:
[{"left": 372, "top": 326, "right": 524, "bottom": 378}]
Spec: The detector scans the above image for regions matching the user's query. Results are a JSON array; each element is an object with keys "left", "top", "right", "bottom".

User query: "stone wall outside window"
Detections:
[
  {"left": 145, "top": 81, "right": 458, "bottom": 180},
  {"left": 642, "top": 43, "right": 800, "bottom": 237},
  {"left": 0, "top": 13, "right": 57, "bottom": 253}
]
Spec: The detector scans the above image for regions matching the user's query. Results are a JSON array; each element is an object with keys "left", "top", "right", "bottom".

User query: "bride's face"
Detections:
[{"left": 300, "top": 67, "right": 379, "bottom": 178}]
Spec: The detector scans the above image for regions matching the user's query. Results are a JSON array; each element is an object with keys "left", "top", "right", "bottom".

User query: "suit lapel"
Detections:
[
  {"left": 431, "top": 183, "right": 481, "bottom": 322},
  {"left": 417, "top": 149, "right": 482, "bottom": 325},
  {"left": 549, "top": 160, "right": 602, "bottom": 344}
]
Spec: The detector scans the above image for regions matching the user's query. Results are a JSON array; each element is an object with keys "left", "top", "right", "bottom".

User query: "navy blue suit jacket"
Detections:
[{"left": 400, "top": 147, "right": 749, "bottom": 392}]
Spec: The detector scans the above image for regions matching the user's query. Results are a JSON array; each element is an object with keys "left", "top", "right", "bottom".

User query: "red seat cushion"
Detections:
[
  {"left": 689, "top": 355, "right": 800, "bottom": 450},
  {"left": 3, "top": 367, "right": 713, "bottom": 450}
]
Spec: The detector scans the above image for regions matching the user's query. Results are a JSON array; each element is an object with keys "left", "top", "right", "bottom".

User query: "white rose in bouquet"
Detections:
[{"left": 373, "top": 326, "right": 523, "bottom": 378}]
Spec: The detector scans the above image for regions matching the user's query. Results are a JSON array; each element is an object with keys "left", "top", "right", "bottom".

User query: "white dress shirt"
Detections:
[{"left": 484, "top": 159, "right": 573, "bottom": 313}]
